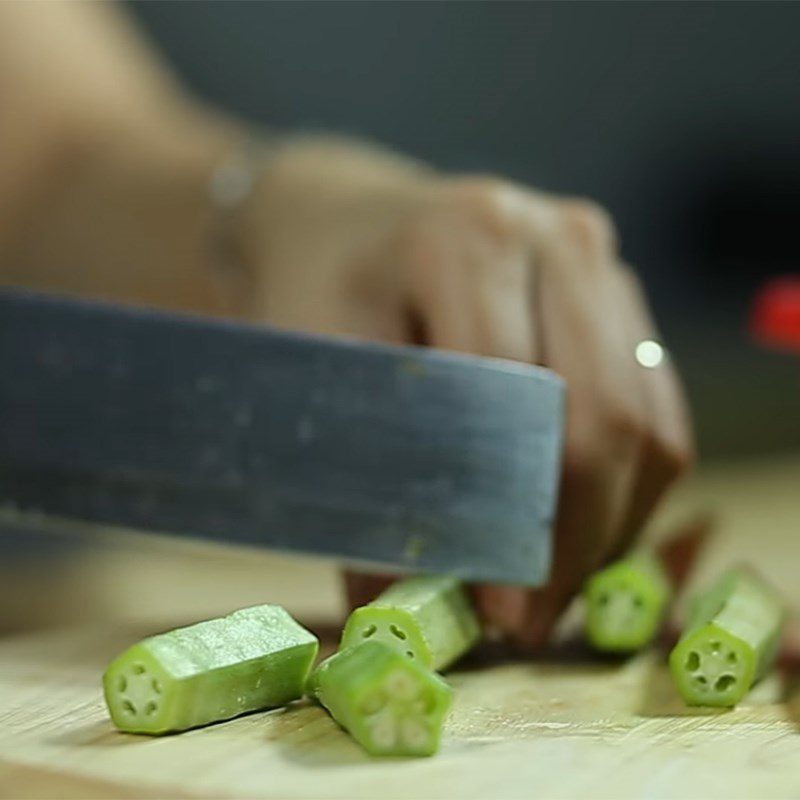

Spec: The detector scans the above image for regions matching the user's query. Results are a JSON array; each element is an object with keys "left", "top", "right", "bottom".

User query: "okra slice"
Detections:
[
  {"left": 308, "top": 641, "right": 452, "bottom": 757},
  {"left": 340, "top": 575, "right": 480, "bottom": 671},
  {"left": 584, "top": 553, "right": 671, "bottom": 653},
  {"left": 669, "top": 568, "right": 785, "bottom": 707},
  {"left": 103, "top": 604, "right": 318, "bottom": 734}
]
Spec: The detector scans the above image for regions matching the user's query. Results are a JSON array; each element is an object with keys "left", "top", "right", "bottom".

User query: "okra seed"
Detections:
[
  {"left": 411, "top": 693, "right": 435, "bottom": 714},
  {"left": 145, "top": 701, "right": 157, "bottom": 716},
  {"left": 369, "top": 713, "right": 397, "bottom": 749},
  {"left": 152, "top": 678, "right": 162, "bottom": 694},
  {"left": 715, "top": 675, "right": 736, "bottom": 692},
  {"left": 727, "top": 652, "right": 738, "bottom": 664},
  {"left": 362, "top": 625, "right": 377, "bottom": 639},
  {"left": 389, "top": 624, "right": 407, "bottom": 641},
  {"left": 117, "top": 676, "right": 127, "bottom": 692},
  {"left": 406, "top": 651, "right": 415, "bottom": 659},
  {"left": 685, "top": 651, "right": 700, "bottom": 671},
  {"left": 695, "top": 675, "right": 708, "bottom": 686},
  {"left": 710, "top": 641, "right": 721, "bottom": 654},
  {"left": 400, "top": 719, "right": 429, "bottom": 749},
  {"left": 386, "top": 669, "right": 418, "bottom": 700},
  {"left": 132, "top": 664, "right": 145, "bottom": 675},
  {"left": 122, "top": 700, "right": 136, "bottom": 714}
]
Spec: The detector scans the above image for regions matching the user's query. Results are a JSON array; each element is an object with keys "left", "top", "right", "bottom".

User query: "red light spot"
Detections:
[{"left": 750, "top": 277, "right": 800, "bottom": 353}]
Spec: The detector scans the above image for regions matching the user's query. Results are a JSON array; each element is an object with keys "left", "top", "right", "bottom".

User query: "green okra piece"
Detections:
[
  {"left": 669, "top": 567, "right": 785, "bottom": 707},
  {"left": 308, "top": 641, "right": 453, "bottom": 757},
  {"left": 103, "top": 604, "right": 318, "bottom": 734},
  {"left": 339, "top": 575, "right": 481, "bottom": 671},
  {"left": 584, "top": 553, "right": 671, "bottom": 653}
]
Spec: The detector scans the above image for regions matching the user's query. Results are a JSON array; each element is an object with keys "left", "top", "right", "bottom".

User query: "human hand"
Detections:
[{"left": 244, "top": 137, "right": 695, "bottom": 649}]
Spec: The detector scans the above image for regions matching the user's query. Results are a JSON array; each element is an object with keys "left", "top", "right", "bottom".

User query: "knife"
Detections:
[{"left": 0, "top": 288, "right": 564, "bottom": 585}]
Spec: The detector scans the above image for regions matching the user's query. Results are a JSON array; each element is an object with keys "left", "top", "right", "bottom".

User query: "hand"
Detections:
[{"left": 244, "top": 137, "right": 695, "bottom": 649}]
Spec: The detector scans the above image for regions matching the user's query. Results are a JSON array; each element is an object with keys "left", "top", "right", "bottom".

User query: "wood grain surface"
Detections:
[{"left": 1, "top": 457, "right": 799, "bottom": 800}]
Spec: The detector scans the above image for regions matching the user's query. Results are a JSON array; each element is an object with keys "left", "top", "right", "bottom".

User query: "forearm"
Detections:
[
  {"left": 0, "top": 1, "right": 245, "bottom": 316},
  {"left": 2, "top": 115, "right": 252, "bottom": 318},
  {"left": 0, "top": 1, "right": 183, "bottom": 246}
]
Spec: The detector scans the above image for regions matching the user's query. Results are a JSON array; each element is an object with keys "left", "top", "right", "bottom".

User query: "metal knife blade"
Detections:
[{"left": 0, "top": 289, "right": 564, "bottom": 585}]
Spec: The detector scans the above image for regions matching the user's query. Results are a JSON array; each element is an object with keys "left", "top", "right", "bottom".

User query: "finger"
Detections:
[
  {"left": 655, "top": 512, "right": 715, "bottom": 590},
  {"left": 346, "top": 202, "right": 537, "bottom": 616},
  {"left": 405, "top": 208, "right": 541, "bottom": 637},
  {"left": 407, "top": 210, "right": 536, "bottom": 362},
  {"left": 512, "top": 204, "right": 648, "bottom": 648},
  {"left": 611, "top": 267, "right": 696, "bottom": 557},
  {"left": 343, "top": 571, "right": 397, "bottom": 610}
]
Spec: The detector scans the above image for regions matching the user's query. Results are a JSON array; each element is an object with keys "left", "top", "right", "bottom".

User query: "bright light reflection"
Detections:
[{"left": 635, "top": 340, "right": 665, "bottom": 369}]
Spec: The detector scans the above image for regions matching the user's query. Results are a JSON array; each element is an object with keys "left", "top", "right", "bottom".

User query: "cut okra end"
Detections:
[
  {"left": 310, "top": 641, "right": 452, "bottom": 758},
  {"left": 669, "top": 624, "right": 757, "bottom": 708},
  {"left": 103, "top": 645, "right": 175, "bottom": 735},
  {"left": 339, "top": 575, "right": 481, "bottom": 672},
  {"left": 584, "top": 557, "right": 670, "bottom": 653},
  {"left": 341, "top": 607, "right": 432, "bottom": 668},
  {"left": 351, "top": 663, "right": 451, "bottom": 757},
  {"left": 669, "top": 568, "right": 784, "bottom": 709}
]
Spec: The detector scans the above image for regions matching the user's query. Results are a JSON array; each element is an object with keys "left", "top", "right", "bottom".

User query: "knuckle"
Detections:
[
  {"left": 565, "top": 393, "right": 646, "bottom": 477},
  {"left": 395, "top": 218, "right": 442, "bottom": 271},
  {"left": 443, "top": 177, "right": 522, "bottom": 241},
  {"left": 602, "top": 399, "right": 647, "bottom": 443},
  {"left": 560, "top": 198, "right": 617, "bottom": 254},
  {"left": 650, "top": 427, "right": 696, "bottom": 480}
]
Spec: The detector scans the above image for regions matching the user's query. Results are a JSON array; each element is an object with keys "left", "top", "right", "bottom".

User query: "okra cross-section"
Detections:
[
  {"left": 308, "top": 641, "right": 453, "bottom": 757},
  {"left": 340, "top": 575, "right": 480, "bottom": 671},
  {"left": 584, "top": 554, "right": 671, "bottom": 653},
  {"left": 669, "top": 568, "right": 785, "bottom": 707},
  {"left": 103, "top": 604, "right": 319, "bottom": 734}
]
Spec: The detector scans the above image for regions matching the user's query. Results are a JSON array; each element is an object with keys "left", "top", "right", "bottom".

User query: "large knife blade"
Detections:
[{"left": 0, "top": 289, "right": 564, "bottom": 585}]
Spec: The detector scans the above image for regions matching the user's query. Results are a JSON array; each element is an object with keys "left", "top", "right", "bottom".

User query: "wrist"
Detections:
[
  {"left": 235, "top": 134, "right": 434, "bottom": 321},
  {"left": 3, "top": 107, "right": 255, "bottom": 318}
]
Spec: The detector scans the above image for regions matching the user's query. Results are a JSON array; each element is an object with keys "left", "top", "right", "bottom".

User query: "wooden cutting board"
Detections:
[{"left": 1, "top": 457, "right": 800, "bottom": 800}]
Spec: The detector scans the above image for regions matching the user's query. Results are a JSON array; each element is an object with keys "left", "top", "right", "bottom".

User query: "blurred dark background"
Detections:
[{"left": 130, "top": 0, "right": 800, "bottom": 460}]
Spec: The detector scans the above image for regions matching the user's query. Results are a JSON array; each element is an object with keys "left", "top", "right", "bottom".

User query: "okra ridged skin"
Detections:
[
  {"left": 669, "top": 568, "right": 785, "bottom": 707},
  {"left": 309, "top": 641, "right": 453, "bottom": 757},
  {"left": 584, "top": 554, "right": 671, "bottom": 653},
  {"left": 340, "top": 575, "right": 480, "bottom": 671},
  {"left": 103, "top": 604, "right": 319, "bottom": 734}
]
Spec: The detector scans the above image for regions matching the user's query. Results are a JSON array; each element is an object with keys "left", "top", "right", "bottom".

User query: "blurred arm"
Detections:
[{"left": 0, "top": 1, "right": 243, "bottom": 316}]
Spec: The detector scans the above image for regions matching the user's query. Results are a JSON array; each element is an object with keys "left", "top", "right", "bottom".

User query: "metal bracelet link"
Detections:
[{"left": 207, "top": 132, "right": 283, "bottom": 314}]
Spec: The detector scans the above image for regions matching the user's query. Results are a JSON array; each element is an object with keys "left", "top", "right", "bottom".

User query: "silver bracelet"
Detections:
[{"left": 207, "top": 135, "right": 280, "bottom": 312}]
